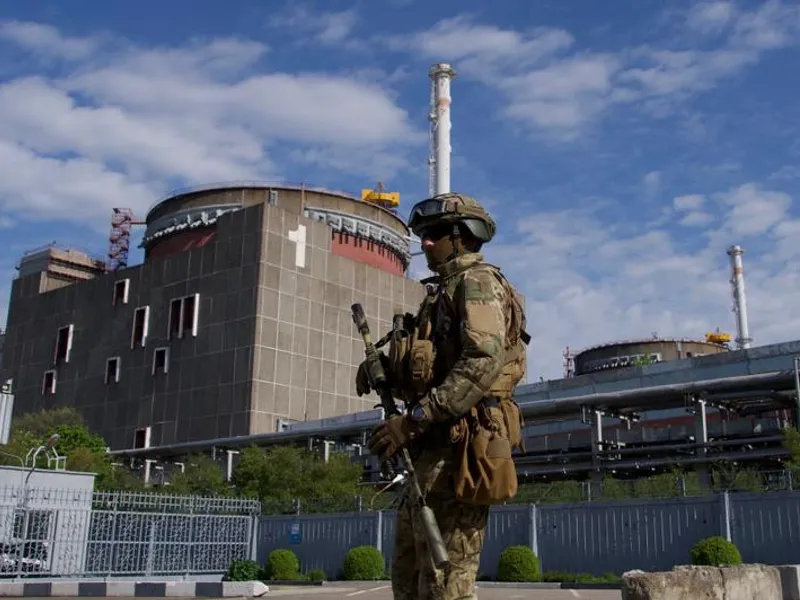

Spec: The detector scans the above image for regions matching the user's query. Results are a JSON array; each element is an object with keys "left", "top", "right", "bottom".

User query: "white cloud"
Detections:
[
  {"left": 485, "top": 180, "right": 799, "bottom": 380},
  {"left": 0, "top": 20, "right": 100, "bottom": 60},
  {"left": 674, "top": 194, "right": 706, "bottom": 211},
  {"left": 687, "top": 1, "right": 736, "bottom": 34},
  {"left": 0, "top": 20, "right": 425, "bottom": 232},
  {"left": 268, "top": 5, "right": 360, "bottom": 47},
  {"left": 718, "top": 183, "right": 790, "bottom": 236},
  {"left": 679, "top": 211, "right": 714, "bottom": 226},
  {"left": 389, "top": 2, "right": 800, "bottom": 137}
]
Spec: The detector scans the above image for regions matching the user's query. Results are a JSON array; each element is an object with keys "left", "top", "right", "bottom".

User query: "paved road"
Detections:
[{"left": 265, "top": 583, "right": 622, "bottom": 599}]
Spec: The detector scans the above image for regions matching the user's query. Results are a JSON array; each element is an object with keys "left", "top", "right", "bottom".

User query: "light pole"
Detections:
[{"left": 24, "top": 433, "right": 60, "bottom": 487}]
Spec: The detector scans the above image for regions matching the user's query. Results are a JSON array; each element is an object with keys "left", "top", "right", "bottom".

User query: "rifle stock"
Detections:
[{"left": 351, "top": 303, "right": 450, "bottom": 570}]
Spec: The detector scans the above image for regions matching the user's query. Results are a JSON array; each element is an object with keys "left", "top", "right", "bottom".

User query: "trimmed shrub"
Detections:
[
  {"left": 342, "top": 545, "right": 385, "bottom": 580},
  {"left": 690, "top": 536, "right": 743, "bottom": 566},
  {"left": 224, "top": 559, "right": 262, "bottom": 582},
  {"left": 496, "top": 546, "right": 541, "bottom": 582},
  {"left": 265, "top": 549, "right": 302, "bottom": 580},
  {"left": 307, "top": 568, "right": 327, "bottom": 582},
  {"left": 542, "top": 571, "right": 619, "bottom": 583}
]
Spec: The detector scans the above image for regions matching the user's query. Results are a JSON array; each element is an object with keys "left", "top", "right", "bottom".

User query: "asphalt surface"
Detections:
[{"left": 264, "top": 583, "right": 622, "bottom": 599}]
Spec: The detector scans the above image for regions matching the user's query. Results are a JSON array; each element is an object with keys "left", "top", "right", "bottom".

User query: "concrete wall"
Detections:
[
  {"left": 249, "top": 201, "right": 425, "bottom": 433},
  {"left": 2, "top": 203, "right": 264, "bottom": 450},
  {"left": 3, "top": 195, "right": 425, "bottom": 450}
]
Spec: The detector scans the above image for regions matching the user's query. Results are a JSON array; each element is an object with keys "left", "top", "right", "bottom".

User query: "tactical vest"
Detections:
[{"left": 386, "top": 260, "right": 531, "bottom": 506}]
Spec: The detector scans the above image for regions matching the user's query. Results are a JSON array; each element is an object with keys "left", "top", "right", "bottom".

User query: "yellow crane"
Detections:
[{"left": 361, "top": 181, "right": 400, "bottom": 211}]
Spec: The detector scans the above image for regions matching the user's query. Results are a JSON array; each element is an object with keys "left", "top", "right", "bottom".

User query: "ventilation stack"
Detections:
[{"left": 727, "top": 244, "right": 752, "bottom": 350}]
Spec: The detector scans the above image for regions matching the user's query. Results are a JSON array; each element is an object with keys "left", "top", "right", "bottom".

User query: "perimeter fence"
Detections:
[{"left": 0, "top": 484, "right": 260, "bottom": 579}]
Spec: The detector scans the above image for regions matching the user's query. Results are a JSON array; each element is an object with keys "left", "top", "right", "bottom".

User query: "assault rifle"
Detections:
[{"left": 350, "top": 303, "right": 450, "bottom": 569}]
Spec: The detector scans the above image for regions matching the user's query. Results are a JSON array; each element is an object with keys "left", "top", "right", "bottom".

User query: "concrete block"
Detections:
[
  {"left": 778, "top": 565, "right": 800, "bottom": 600},
  {"left": 220, "top": 581, "right": 269, "bottom": 597},
  {"left": 621, "top": 564, "right": 782, "bottom": 600},
  {"left": 622, "top": 566, "right": 724, "bottom": 600},
  {"left": 0, "top": 583, "right": 24, "bottom": 597},
  {"left": 164, "top": 581, "right": 196, "bottom": 597},
  {"left": 718, "top": 564, "right": 781, "bottom": 599},
  {"left": 49, "top": 582, "right": 79, "bottom": 597},
  {"left": 104, "top": 581, "right": 136, "bottom": 597}
]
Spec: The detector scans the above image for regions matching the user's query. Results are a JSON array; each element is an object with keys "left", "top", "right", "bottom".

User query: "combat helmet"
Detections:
[{"left": 407, "top": 192, "right": 496, "bottom": 244}]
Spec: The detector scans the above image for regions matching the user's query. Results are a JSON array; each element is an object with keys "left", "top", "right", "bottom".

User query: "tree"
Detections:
[
  {"left": 0, "top": 407, "right": 140, "bottom": 491},
  {"left": 166, "top": 454, "right": 231, "bottom": 496},
  {"left": 231, "top": 444, "right": 362, "bottom": 513}
]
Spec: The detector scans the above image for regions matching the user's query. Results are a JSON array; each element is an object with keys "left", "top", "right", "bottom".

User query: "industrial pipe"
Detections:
[{"left": 518, "top": 371, "right": 794, "bottom": 419}]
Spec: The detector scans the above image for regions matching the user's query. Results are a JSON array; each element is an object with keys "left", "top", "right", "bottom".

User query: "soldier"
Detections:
[{"left": 356, "top": 192, "right": 530, "bottom": 599}]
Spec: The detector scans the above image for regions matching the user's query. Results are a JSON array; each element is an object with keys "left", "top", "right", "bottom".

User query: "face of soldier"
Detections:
[{"left": 420, "top": 224, "right": 465, "bottom": 269}]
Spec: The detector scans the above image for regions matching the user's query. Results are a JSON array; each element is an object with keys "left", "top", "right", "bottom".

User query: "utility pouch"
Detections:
[
  {"left": 452, "top": 400, "right": 518, "bottom": 506},
  {"left": 498, "top": 397, "right": 524, "bottom": 452},
  {"left": 409, "top": 339, "right": 435, "bottom": 396}
]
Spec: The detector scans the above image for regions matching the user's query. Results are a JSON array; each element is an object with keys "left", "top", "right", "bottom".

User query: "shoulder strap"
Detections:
[{"left": 472, "top": 263, "right": 532, "bottom": 347}]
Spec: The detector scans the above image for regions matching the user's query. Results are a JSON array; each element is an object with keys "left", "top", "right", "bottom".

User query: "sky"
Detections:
[{"left": 0, "top": 0, "right": 799, "bottom": 381}]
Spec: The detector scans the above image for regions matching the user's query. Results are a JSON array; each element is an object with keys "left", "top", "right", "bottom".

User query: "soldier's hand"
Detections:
[
  {"left": 368, "top": 415, "right": 421, "bottom": 461},
  {"left": 355, "top": 361, "right": 372, "bottom": 396},
  {"left": 355, "top": 353, "right": 392, "bottom": 396}
]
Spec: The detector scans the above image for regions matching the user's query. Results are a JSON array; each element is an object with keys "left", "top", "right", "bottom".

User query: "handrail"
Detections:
[{"left": 145, "top": 180, "right": 360, "bottom": 217}]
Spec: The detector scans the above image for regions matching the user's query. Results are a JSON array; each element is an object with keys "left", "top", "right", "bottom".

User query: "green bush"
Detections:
[
  {"left": 342, "top": 545, "right": 385, "bottom": 580},
  {"left": 307, "top": 568, "right": 327, "bottom": 582},
  {"left": 496, "top": 546, "right": 541, "bottom": 582},
  {"left": 265, "top": 549, "right": 302, "bottom": 580},
  {"left": 224, "top": 559, "right": 262, "bottom": 582},
  {"left": 690, "top": 536, "right": 742, "bottom": 566}
]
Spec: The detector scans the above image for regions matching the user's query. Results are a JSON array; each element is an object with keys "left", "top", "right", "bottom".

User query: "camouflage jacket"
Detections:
[{"left": 407, "top": 251, "right": 528, "bottom": 424}]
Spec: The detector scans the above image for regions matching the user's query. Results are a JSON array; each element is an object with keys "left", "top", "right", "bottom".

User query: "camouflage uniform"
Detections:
[{"left": 358, "top": 193, "right": 529, "bottom": 600}]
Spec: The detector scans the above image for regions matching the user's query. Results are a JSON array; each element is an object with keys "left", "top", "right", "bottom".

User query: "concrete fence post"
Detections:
[
  {"left": 720, "top": 491, "right": 732, "bottom": 542},
  {"left": 376, "top": 511, "right": 384, "bottom": 553},
  {"left": 249, "top": 515, "right": 260, "bottom": 562},
  {"left": 528, "top": 504, "right": 539, "bottom": 559}
]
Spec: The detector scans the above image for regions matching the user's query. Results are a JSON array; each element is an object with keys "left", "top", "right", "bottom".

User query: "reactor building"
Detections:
[
  {"left": 1, "top": 183, "right": 426, "bottom": 451},
  {"left": 569, "top": 336, "right": 730, "bottom": 376}
]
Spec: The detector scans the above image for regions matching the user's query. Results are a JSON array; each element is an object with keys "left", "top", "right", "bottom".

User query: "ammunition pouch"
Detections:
[
  {"left": 451, "top": 395, "right": 523, "bottom": 506},
  {"left": 409, "top": 339, "right": 435, "bottom": 396}
]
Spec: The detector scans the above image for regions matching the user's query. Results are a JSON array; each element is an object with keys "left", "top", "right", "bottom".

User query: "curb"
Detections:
[
  {"left": 476, "top": 581, "right": 621, "bottom": 590},
  {"left": 0, "top": 580, "right": 269, "bottom": 597},
  {"left": 316, "top": 580, "right": 621, "bottom": 590}
]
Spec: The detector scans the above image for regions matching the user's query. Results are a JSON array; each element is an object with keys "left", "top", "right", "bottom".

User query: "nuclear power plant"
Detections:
[{"left": 0, "top": 63, "right": 798, "bottom": 488}]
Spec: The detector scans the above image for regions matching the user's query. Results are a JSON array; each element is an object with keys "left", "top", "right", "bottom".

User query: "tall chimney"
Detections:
[
  {"left": 428, "top": 63, "right": 456, "bottom": 196},
  {"left": 727, "top": 244, "right": 752, "bottom": 350}
]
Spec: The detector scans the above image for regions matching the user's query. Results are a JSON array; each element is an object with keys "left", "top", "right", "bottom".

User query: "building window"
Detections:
[
  {"left": 152, "top": 347, "right": 169, "bottom": 375},
  {"left": 112, "top": 279, "right": 130, "bottom": 306},
  {"left": 54, "top": 324, "right": 73, "bottom": 365},
  {"left": 131, "top": 306, "right": 150, "bottom": 349},
  {"left": 133, "top": 426, "right": 151, "bottom": 449},
  {"left": 42, "top": 370, "right": 56, "bottom": 396},
  {"left": 105, "top": 357, "right": 121, "bottom": 384},
  {"left": 168, "top": 293, "right": 200, "bottom": 340},
  {"left": 168, "top": 298, "right": 182, "bottom": 339}
]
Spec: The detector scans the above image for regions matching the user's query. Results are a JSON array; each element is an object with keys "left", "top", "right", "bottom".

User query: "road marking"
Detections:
[
  {"left": 346, "top": 585, "right": 391, "bottom": 596},
  {"left": 570, "top": 590, "right": 581, "bottom": 598}
]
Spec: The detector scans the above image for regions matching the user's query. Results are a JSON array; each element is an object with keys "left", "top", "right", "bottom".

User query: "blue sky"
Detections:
[{"left": 0, "top": 0, "right": 799, "bottom": 380}]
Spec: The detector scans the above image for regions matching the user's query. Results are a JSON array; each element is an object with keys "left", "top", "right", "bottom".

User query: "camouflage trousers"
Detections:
[{"left": 390, "top": 487, "right": 489, "bottom": 599}]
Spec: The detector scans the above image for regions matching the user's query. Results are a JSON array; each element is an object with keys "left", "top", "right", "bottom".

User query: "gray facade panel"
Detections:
[{"left": 3, "top": 191, "right": 424, "bottom": 450}]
